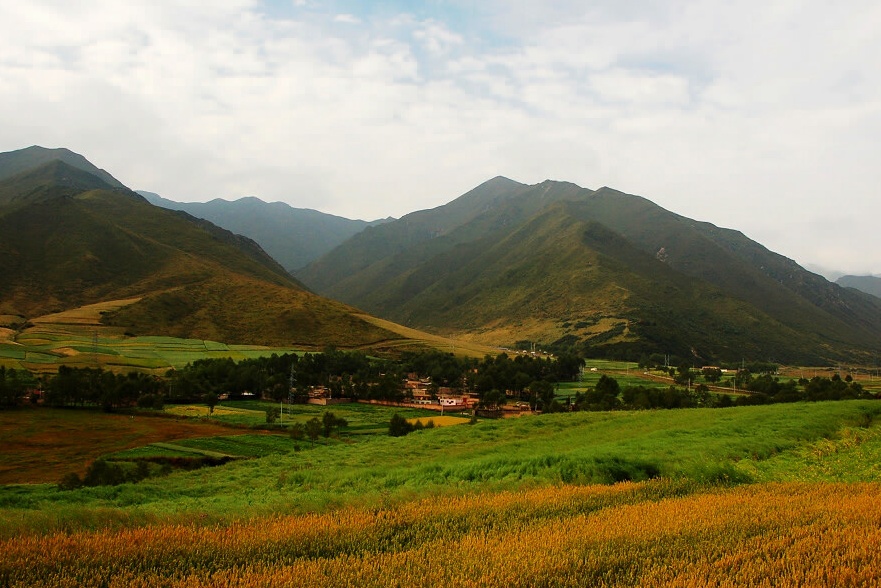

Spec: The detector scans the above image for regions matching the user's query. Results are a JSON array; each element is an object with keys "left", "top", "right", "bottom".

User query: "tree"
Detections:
[
  {"left": 595, "top": 374, "right": 620, "bottom": 397},
  {"left": 575, "top": 375, "right": 620, "bottom": 411},
  {"left": 674, "top": 364, "right": 692, "bottom": 386},
  {"left": 321, "top": 411, "right": 348, "bottom": 437},
  {"left": 289, "top": 422, "right": 306, "bottom": 442},
  {"left": 204, "top": 391, "right": 218, "bottom": 415},
  {"left": 701, "top": 367, "right": 723, "bottom": 383},
  {"left": 305, "top": 417, "right": 322, "bottom": 447},
  {"left": 555, "top": 352, "right": 585, "bottom": 381},
  {"left": 528, "top": 380, "right": 555, "bottom": 412},
  {"left": 388, "top": 413, "right": 414, "bottom": 437},
  {"left": 479, "top": 389, "right": 506, "bottom": 410},
  {"left": 265, "top": 407, "right": 280, "bottom": 424}
]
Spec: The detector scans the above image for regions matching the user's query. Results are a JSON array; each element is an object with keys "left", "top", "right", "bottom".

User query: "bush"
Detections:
[
  {"left": 389, "top": 413, "right": 414, "bottom": 437},
  {"left": 82, "top": 459, "right": 127, "bottom": 487},
  {"left": 58, "top": 472, "right": 83, "bottom": 491}
]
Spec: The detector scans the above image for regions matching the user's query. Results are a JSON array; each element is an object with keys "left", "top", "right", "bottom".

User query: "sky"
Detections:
[{"left": 1, "top": 1, "right": 880, "bottom": 278}]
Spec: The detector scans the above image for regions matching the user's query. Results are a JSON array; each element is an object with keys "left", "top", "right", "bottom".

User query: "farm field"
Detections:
[
  {"left": 0, "top": 329, "right": 303, "bottom": 374},
  {"left": 169, "top": 400, "right": 469, "bottom": 433},
  {"left": 0, "top": 299, "right": 303, "bottom": 373},
  {"left": 0, "top": 300, "right": 501, "bottom": 374},
  {"left": 1, "top": 481, "right": 878, "bottom": 587},
  {"left": 0, "top": 409, "right": 265, "bottom": 484},
  {"left": 1, "top": 400, "right": 880, "bottom": 585}
]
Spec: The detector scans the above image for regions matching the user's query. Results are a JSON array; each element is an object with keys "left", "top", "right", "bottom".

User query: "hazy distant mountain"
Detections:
[
  {"left": 298, "top": 177, "right": 881, "bottom": 365},
  {"left": 139, "top": 191, "right": 390, "bottom": 272},
  {"left": 0, "top": 147, "right": 403, "bottom": 348},
  {"left": 837, "top": 275, "right": 881, "bottom": 299}
]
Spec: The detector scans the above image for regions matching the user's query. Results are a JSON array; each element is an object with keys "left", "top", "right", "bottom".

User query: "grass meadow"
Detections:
[{"left": 1, "top": 398, "right": 880, "bottom": 585}]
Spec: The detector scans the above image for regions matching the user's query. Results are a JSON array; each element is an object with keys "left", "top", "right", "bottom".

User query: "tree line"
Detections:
[
  {"left": 0, "top": 349, "right": 583, "bottom": 410},
  {"left": 562, "top": 371, "right": 873, "bottom": 413}
]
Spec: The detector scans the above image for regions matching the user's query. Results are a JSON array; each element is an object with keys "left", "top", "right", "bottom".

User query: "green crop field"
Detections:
[
  {"left": 0, "top": 300, "right": 499, "bottom": 374},
  {"left": 0, "top": 330, "right": 304, "bottom": 373}
]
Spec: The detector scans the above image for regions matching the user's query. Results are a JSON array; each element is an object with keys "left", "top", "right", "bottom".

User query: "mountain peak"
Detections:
[
  {"left": 482, "top": 175, "right": 523, "bottom": 187},
  {"left": 0, "top": 145, "right": 126, "bottom": 189},
  {"left": 0, "top": 159, "right": 125, "bottom": 206}
]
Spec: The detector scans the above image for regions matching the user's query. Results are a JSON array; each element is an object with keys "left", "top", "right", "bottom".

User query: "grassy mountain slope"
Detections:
[
  {"left": 0, "top": 159, "right": 120, "bottom": 206},
  {"left": 565, "top": 189, "right": 881, "bottom": 341},
  {"left": 0, "top": 158, "right": 400, "bottom": 349},
  {"left": 139, "top": 191, "right": 386, "bottom": 272},
  {"left": 297, "top": 176, "right": 534, "bottom": 293},
  {"left": 298, "top": 178, "right": 587, "bottom": 302},
  {"left": 299, "top": 180, "right": 881, "bottom": 364}
]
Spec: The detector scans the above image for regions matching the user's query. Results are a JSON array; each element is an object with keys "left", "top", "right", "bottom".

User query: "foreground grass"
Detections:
[
  {"left": 1, "top": 401, "right": 879, "bottom": 538},
  {"left": 0, "top": 481, "right": 878, "bottom": 587}
]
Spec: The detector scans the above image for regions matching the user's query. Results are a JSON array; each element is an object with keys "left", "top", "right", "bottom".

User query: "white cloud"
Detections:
[
  {"left": 1, "top": 1, "right": 880, "bottom": 273},
  {"left": 413, "top": 20, "right": 463, "bottom": 55},
  {"left": 334, "top": 13, "right": 360, "bottom": 25}
]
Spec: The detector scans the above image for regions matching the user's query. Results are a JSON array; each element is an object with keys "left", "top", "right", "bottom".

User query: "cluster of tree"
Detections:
[
  {"left": 58, "top": 458, "right": 151, "bottom": 490},
  {"left": 400, "top": 350, "right": 582, "bottom": 397},
  {"left": 11, "top": 347, "right": 872, "bottom": 416},
  {"left": 43, "top": 367, "right": 164, "bottom": 411},
  {"left": 2, "top": 345, "right": 593, "bottom": 411},
  {"left": 567, "top": 372, "right": 874, "bottom": 412},
  {"left": 167, "top": 350, "right": 404, "bottom": 404},
  {"left": 166, "top": 349, "right": 585, "bottom": 408},
  {"left": 59, "top": 454, "right": 235, "bottom": 490},
  {"left": 288, "top": 412, "right": 348, "bottom": 447},
  {"left": 388, "top": 413, "right": 436, "bottom": 437},
  {"left": 572, "top": 381, "right": 728, "bottom": 411},
  {"left": 0, "top": 367, "right": 38, "bottom": 408},
  {"left": 743, "top": 373, "right": 869, "bottom": 403}
]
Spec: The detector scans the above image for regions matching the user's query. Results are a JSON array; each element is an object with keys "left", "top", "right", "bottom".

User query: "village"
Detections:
[{"left": 302, "top": 372, "right": 533, "bottom": 417}]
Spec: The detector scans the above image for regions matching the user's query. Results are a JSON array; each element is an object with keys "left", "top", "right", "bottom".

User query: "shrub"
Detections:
[{"left": 389, "top": 413, "right": 414, "bottom": 437}]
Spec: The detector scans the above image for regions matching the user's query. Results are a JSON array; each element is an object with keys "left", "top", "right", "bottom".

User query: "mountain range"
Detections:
[
  {"left": 0, "top": 146, "right": 401, "bottom": 349},
  {"left": 836, "top": 275, "right": 881, "bottom": 300},
  {"left": 295, "top": 178, "right": 881, "bottom": 365},
  {"left": 3, "top": 145, "right": 879, "bottom": 365},
  {"left": 138, "top": 191, "right": 390, "bottom": 273}
]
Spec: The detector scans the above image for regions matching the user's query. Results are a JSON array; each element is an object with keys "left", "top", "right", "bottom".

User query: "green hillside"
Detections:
[
  {"left": 298, "top": 179, "right": 881, "bottom": 364},
  {"left": 0, "top": 159, "right": 120, "bottom": 206},
  {"left": 0, "top": 151, "right": 401, "bottom": 349},
  {"left": 296, "top": 176, "right": 536, "bottom": 292}
]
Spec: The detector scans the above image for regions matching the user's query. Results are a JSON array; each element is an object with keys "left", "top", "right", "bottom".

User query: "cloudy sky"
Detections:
[{"left": 2, "top": 1, "right": 879, "bottom": 278}]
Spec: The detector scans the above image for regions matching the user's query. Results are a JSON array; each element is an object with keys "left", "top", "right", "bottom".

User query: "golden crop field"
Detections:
[
  {"left": 1, "top": 481, "right": 879, "bottom": 587},
  {"left": 406, "top": 415, "right": 469, "bottom": 427},
  {"left": 164, "top": 405, "right": 266, "bottom": 419}
]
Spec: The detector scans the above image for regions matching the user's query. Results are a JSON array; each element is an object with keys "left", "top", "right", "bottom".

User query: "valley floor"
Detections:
[{"left": 1, "top": 400, "right": 880, "bottom": 586}]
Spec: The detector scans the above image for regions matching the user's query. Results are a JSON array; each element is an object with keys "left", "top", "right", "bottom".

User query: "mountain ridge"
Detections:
[
  {"left": 297, "top": 179, "right": 881, "bottom": 364},
  {"left": 836, "top": 275, "right": 881, "bottom": 300},
  {"left": 138, "top": 190, "right": 391, "bottom": 272},
  {"left": 0, "top": 145, "right": 126, "bottom": 188},
  {"left": 0, "top": 148, "right": 402, "bottom": 349}
]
